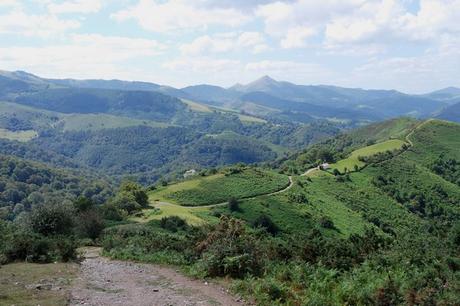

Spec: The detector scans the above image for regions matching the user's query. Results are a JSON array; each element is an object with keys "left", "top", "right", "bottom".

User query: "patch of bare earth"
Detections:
[{"left": 70, "top": 248, "right": 243, "bottom": 306}]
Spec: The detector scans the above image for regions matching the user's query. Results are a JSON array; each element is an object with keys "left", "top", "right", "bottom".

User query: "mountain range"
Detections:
[{"left": 1, "top": 70, "right": 459, "bottom": 123}]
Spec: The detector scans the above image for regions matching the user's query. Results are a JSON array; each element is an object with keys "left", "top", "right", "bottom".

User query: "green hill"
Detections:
[
  {"left": 106, "top": 119, "right": 460, "bottom": 305},
  {"left": 150, "top": 167, "right": 289, "bottom": 206}
]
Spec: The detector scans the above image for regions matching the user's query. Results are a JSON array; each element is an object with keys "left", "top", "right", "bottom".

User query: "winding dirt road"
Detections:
[{"left": 70, "top": 248, "right": 243, "bottom": 306}]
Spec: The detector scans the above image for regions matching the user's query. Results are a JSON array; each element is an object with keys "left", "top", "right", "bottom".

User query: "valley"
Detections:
[{"left": 0, "top": 70, "right": 459, "bottom": 306}]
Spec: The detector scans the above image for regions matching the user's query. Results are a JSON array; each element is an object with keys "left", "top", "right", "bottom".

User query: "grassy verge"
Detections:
[{"left": 0, "top": 262, "right": 78, "bottom": 305}]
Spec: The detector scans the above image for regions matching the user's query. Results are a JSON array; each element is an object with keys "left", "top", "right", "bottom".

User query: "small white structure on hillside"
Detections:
[
  {"left": 183, "top": 169, "right": 197, "bottom": 178},
  {"left": 319, "top": 163, "right": 330, "bottom": 170}
]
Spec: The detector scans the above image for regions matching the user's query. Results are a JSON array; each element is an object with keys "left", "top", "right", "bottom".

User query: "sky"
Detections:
[{"left": 0, "top": 0, "right": 459, "bottom": 93}]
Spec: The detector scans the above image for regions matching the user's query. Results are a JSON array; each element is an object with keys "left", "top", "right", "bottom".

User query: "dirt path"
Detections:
[
  {"left": 301, "top": 168, "right": 318, "bottom": 177},
  {"left": 70, "top": 248, "right": 243, "bottom": 306}
]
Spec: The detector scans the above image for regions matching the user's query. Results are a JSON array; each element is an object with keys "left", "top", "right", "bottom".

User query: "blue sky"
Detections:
[{"left": 0, "top": 0, "right": 459, "bottom": 93}]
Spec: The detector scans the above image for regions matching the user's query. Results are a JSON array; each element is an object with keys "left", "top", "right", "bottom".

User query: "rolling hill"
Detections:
[
  {"left": 104, "top": 118, "right": 459, "bottom": 305},
  {"left": 435, "top": 102, "right": 460, "bottom": 122}
]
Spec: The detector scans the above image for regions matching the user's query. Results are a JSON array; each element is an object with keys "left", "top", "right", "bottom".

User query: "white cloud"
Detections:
[
  {"left": 0, "top": 34, "right": 166, "bottom": 79},
  {"left": 0, "top": 9, "right": 80, "bottom": 37},
  {"left": 0, "top": 0, "right": 19, "bottom": 7},
  {"left": 256, "top": 0, "right": 460, "bottom": 54},
  {"left": 48, "top": 0, "right": 103, "bottom": 14},
  {"left": 256, "top": 0, "right": 365, "bottom": 48},
  {"left": 163, "top": 57, "right": 241, "bottom": 73},
  {"left": 280, "top": 26, "right": 315, "bottom": 48},
  {"left": 346, "top": 37, "right": 460, "bottom": 93},
  {"left": 111, "top": 0, "right": 249, "bottom": 32},
  {"left": 180, "top": 32, "right": 268, "bottom": 55}
]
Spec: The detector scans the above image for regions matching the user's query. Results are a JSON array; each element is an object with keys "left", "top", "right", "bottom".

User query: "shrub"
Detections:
[
  {"left": 29, "top": 203, "right": 74, "bottom": 236},
  {"left": 228, "top": 197, "right": 240, "bottom": 212},
  {"left": 252, "top": 214, "right": 279, "bottom": 235},
  {"left": 160, "top": 216, "right": 188, "bottom": 232},
  {"left": 196, "top": 216, "right": 264, "bottom": 278},
  {"left": 73, "top": 197, "right": 95, "bottom": 213},
  {"left": 2, "top": 229, "right": 77, "bottom": 263},
  {"left": 319, "top": 216, "right": 335, "bottom": 229},
  {"left": 75, "top": 209, "right": 105, "bottom": 240},
  {"left": 119, "top": 181, "right": 149, "bottom": 208}
]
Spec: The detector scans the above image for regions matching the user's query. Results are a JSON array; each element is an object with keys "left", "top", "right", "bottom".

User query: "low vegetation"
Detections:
[{"left": 152, "top": 167, "right": 289, "bottom": 206}]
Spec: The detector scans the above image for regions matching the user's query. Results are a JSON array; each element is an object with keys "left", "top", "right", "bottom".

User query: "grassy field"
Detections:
[
  {"left": 59, "top": 113, "right": 170, "bottom": 131},
  {"left": 151, "top": 168, "right": 290, "bottom": 206},
  {"left": 182, "top": 99, "right": 266, "bottom": 123},
  {"left": 0, "top": 128, "right": 38, "bottom": 142},
  {"left": 181, "top": 99, "right": 213, "bottom": 113},
  {"left": 0, "top": 262, "right": 78, "bottom": 305},
  {"left": 132, "top": 201, "right": 211, "bottom": 225},
  {"left": 349, "top": 117, "right": 419, "bottom": 142},
  {"left": 330, "top": 139, "right": 406, "bottom": 173},
  {"left": 406, "top": 119, "right": 460, "bottom": 162}
]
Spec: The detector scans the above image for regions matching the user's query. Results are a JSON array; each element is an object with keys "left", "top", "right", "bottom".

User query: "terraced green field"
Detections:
[
  {"left": 150, "top": 168, "right": 289, "bottom": 206},
  {"left": 330, "top": 139, "right": 406, "bottom": 172}
]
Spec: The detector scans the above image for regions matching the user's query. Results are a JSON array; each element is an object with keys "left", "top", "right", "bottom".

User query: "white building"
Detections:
[{"left": 183, "top": 169, "right": 197, "bottom": 178}]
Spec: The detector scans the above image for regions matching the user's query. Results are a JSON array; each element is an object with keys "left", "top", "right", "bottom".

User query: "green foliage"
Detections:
[
  {"left": 29, "top": 203, "right": 75, "bottom": 236},
  {"left": 119, "top": 181, "right": 149, "bottom": 208},
  {"left": 252, "top": 214, "right": 279, "bottom": 235},
  {"left": 74, "top": 209, "right": 105, "bottom": 240},
  {"left": 0, "top": 155, "right": 113, "bottom": 219},
  {"left": 319, "top": 216, "right": 335, "bottom": 229},
  {"left": 228, "top": 197, "right": 240, "bottom": 212},
  {"left": 160, "top": 216, "right": 188, "bottom": 232},
  {"left": 109, "top": 181, "right": 149, "bottom": 215},
  {"left": 158, "top": 168, "right": 289, "bottom": 206},
  {"left": 195, "top": 216, "right": 264, "bottom": 278}
]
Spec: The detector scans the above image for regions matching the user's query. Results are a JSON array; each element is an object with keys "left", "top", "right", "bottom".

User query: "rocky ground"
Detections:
[{"left": 69, "top": 247, "right": 243, "bottom": 306}]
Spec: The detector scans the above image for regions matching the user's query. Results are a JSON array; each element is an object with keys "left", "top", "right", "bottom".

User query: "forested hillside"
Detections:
[
  {"left": 100, "top": 119, "right": 460, "bottom": 305},
  {"left": 0, "top": 155, "right": 113, "bottom": 220}
]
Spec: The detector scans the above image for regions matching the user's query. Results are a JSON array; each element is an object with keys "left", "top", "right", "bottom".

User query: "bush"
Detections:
[
  {"left": 252, "top": 214, "right": 279, "bottom": 235},
  {"left": 2, "top": 229, "right": 77, "bottom": 263},
  {"left": 75, "top": 209, "right": 105, "bottom": 240},
  {"left": 228, "top": 197, "right": 240, "bottom": 212},
  {"left": 73, "top": 197, "right": 95, "bottom": 213},
  {"left": 160, "top": 216, "right": 188, "bottom": 232},
  {"left": 29, "top": 203, "right": 74, "bottom": 236},
  {"left": 319, "top": 216, "right": 335, "bottom": 229},
  {"left": 119, "top": 181, "right": 149, "bottom": 208},
  {"left": 196, "top": 216, "right": 264, "bottom": 278}
]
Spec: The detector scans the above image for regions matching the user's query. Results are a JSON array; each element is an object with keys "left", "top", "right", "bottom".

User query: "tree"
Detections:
[
  {"left": 73, "top": 197, "right": 95, "bottom": 213},
  {"left": 119, "top": 181, "right": 149, "bottom": 208},
  {"left": 228, "top": 197, "right": 240, "bottom": 212},
  {"left": 29, "top": 203, "right": 74, "bottom": 236},
  {"left": 75, "top": 210, "right": 105, "bottom": 240},
  {"left": 252, "top": 214, "right": 279, "bottom": 235}
]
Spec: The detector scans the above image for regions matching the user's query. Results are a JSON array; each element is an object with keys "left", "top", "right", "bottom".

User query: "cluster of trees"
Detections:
[
  {"left": 430, "top": 154, "right": 460, "bottom": 186},
  {"left": 0, "top": 155, "right": 112, "bottom": 220},
  {"left": 371, "top": 159, "right": 459, "bottom": 220},
  {"left": 0, "top": 175, "right": 149, "bottom": 264}
]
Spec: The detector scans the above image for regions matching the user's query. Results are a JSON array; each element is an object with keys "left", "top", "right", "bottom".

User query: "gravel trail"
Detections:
[{"left": 70, "top": 248, "right": 242, "bottom": 306}]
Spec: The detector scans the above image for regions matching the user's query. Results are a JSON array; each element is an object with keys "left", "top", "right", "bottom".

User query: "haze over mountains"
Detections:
[{"left": 1, "top": 70, "right": 458, "bottom": 123}]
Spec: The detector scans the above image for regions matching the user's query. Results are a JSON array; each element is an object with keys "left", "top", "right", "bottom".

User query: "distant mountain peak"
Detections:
[{"left": 252, "top": 75, "right": 277, "bottom": 85}]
